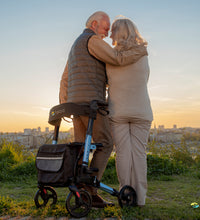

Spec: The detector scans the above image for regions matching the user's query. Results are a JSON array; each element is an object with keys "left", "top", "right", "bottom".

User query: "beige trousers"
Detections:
[
  {"left": 110, "top": 117, "right": 151, "bottom": 206},
  {"left": 73, "top": 113, "right": 113, "bottom": 181}
]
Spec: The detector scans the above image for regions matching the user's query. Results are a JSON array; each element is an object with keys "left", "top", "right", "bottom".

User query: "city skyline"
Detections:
[
  {"left": 1, "top": 123, "right": 199, "bottom": 134},
  {"left": 1, "top": 123, "right": 199, "bottom": 150},
  {"left": 0, "top": 0, "right": 200, "bottom": 132}
]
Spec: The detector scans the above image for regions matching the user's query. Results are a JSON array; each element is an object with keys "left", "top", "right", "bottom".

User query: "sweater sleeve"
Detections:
[
  {"left": 59, "top": 62, "right": 68, "bottom": 104},
  {"left": 88, "top": 35, "right": 148, "bottom": 66}
]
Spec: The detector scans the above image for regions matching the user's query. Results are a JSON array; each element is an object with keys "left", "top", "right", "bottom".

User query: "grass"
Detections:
[
  {"left": 0, "top": 170, "right": 200, "bottom": 219},
  {"left": 1, "top": 139, "right": 200, "bottom": 219}
]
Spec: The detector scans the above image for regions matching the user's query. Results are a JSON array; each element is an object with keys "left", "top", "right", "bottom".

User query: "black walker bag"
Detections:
[{"left": 36, "top": 143, "right": 82, "bottom": 186}]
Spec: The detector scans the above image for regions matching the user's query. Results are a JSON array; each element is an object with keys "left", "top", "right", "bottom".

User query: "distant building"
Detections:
[
  {"left": 45, "top": 127, "right": 49, "bottom": 133},
  {"left": 32, "top": 129, "right": 37, "bottom": 135},
  {"left": 158, "top": 125, "right": 165, "bottom": 130},
  {"left": 59, "top": 132, "right": 70, "bottom": 140},
  {"left": 149, "top": 124, "right": 157, "bottom": 141},
  {"left": 24, "top": 129, "right": 32, "bottom": 135},
  {"left": 173, "top": 124, "right": 177, "bottom": 129},
  {"left": 156, "top": 131, "right": 183, "bottom": 143}
]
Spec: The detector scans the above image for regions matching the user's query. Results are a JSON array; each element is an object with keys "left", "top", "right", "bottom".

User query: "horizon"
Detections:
[
  {"left": 1, "top": 0, "right": 200, "bottom": 132},
  {"left": 1, "top": 123, "right": 200, "bottom": 134}
]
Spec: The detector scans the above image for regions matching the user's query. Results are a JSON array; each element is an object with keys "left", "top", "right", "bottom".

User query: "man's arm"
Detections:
[
  {"left": 88, "top": 35, "right": 148, "bottom": 66},
  {"left": 59, "top": 62, "right": 68, "bottom": 104}
]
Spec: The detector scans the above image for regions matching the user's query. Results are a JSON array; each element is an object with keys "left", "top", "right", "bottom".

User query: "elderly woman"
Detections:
[{"left": 106, "top": 18, "right": 153, "bottom": 207}]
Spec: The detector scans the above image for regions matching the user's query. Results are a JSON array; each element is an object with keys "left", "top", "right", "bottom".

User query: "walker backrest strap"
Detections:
[
  {"left": 48, "top": 100, "right": 108, "bottom": 126},
  {"left": 48, "top": 103, "right": 90, "bottom": 126}
]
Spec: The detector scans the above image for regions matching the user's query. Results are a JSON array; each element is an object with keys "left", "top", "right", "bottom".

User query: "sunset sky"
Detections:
[{"left": 0, "top": 0, "right": 200, "bottom": 132}]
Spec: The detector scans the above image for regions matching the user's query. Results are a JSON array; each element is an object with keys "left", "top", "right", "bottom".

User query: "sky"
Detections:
[{"left": 0, "top": 0, "right": 200, "bottom": 132}]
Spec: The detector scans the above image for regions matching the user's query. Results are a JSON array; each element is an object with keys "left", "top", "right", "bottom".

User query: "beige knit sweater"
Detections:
[{"left": 106, "top": 55, "right": 153, "bottom": 121}]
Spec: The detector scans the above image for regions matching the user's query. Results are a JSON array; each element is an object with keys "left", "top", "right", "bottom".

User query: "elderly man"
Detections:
[{"left": 59, "top": 11, "right": 147, "bottom": 208}]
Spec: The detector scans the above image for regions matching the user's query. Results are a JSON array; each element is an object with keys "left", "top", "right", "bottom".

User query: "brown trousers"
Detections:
[
  {"left": 73, "top": 113, "right": 113, "bottom": 182},
  {"left": 110, "top": 117, "right": 151, "bottom": 206}
]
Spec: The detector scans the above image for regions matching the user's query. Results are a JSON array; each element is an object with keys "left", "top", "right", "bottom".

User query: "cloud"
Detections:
[
  {"left": 149, "top": 85, "right": 168, "bottom": 89},
  {"left": 13, "top": 111, "right": 39, "bottom": 117},
  {"left": 156, "top": 109, "right": 186, "bottom": 115},
  {"left": 33, "top": 106, "right": 50, "bottom": 111},
  {"left": 151, "top": 96, "right": 175, "bottom": 102}
]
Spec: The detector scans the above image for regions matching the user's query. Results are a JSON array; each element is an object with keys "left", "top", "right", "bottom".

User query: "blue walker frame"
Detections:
[{"left": 36, "top": 100, "right": 137, "bottom": 218}]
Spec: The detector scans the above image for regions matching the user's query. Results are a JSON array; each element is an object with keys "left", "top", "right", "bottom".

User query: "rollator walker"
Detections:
[{"left": 34, "top": 100, "right": 137, "bottom": 218}]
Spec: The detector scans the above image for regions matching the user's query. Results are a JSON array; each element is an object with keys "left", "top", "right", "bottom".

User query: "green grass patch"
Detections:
[
  {"left": 1, "top": 172, "right": 200, "bottom": 219},
  {"left": 1, "top": 139, "right": 200, "bottom": 219}
]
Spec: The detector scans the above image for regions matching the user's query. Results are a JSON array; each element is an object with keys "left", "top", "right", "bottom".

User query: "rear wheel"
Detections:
[
  {"left": 118, "top": 185, "right": 137, "bottom": 208},
  {"left": 66, "top": 189, "right": 92, "bottom": 218},
  {"left": 34, "top": 186, "right": 57, "bottom": 208}
]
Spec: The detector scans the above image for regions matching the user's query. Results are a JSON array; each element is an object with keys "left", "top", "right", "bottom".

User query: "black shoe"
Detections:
[{"left": 91, "top": 194, "right": 114, "bottom": 208}]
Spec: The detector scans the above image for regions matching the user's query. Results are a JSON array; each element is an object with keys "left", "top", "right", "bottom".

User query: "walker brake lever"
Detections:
[{"left": 98, "top": 107, "right": 109, "bottom": 116}]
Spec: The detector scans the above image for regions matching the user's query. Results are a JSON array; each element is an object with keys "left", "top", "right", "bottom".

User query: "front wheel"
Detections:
[
  {"left": 66, "top": 189, "right": 92, "bottom": 218},
  {"left": 118, "top": 185, "right": 137, "bottom": 208},
  {"left": 34, "top": 186, "right": 57, "bottom": 208}
]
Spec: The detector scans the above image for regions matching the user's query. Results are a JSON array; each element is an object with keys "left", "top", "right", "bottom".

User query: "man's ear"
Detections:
[{"left": 91, "top": 20, "right": 98, "bottom": 29}]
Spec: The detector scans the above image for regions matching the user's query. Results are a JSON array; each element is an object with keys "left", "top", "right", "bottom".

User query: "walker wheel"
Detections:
[
  {"left": 66, "top": 189, "right": 92, "bottom": 218},
  {"left": 34, "top": 186, "right": 57, "bottom": 208},
  {"left": 118, "top": 185, "right": 137, "bottom": 207}
]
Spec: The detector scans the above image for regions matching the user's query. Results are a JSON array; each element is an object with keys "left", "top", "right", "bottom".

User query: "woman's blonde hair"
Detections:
[{"left": 111, "top": 18, "right": 147, "bottom": 49}]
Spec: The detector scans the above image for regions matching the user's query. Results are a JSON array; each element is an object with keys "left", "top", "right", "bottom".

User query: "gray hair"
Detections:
[
  {"left": 111, "top": 18, "right": 147, "bottom": 49},
  {"left": 86, "top": 11, "right": 109, "bottom": 28}
]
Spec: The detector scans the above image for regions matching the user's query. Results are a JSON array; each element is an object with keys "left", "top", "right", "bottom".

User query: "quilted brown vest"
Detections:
[{"left": 67, "top": 29, "right": 106, "bottom": 103}]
